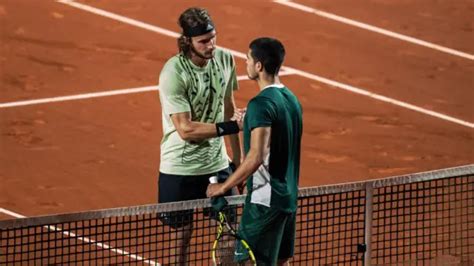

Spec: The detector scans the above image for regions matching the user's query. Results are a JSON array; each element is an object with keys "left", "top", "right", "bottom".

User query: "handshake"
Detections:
[
  {"left": 216, "top": 107, "right": 246, "bottom": 137},
  {"left": 231, "top": 108, "right": 246, "bottom": 130}
]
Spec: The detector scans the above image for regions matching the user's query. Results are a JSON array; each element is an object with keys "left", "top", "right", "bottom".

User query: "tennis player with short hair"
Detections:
[
  {"left": 157, "top": 7, "right": 242, "bottom": 265},
  {"left": 207, "top": 37, "right": 303, "bottom": 265}
]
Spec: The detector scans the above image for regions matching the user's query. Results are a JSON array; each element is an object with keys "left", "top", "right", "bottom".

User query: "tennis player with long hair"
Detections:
[
  {"left": 157, "top": 7, "right": 242, "bottom": 265},
  {"left": 207, "top": 37, "right": 303, "bottom": 265}
]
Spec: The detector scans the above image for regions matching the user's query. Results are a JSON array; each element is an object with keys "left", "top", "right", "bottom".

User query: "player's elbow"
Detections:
[
  {"left": 175, "top": 123, "right": 195, "bottom": 141},
  {"left": 254, "top": 155, "right": 265, "bottom": 166},
  {"left": 248, "top": 150, "right": 266, "bottom": 166},
  {"left": 177, "top": 132, "right": 192, "bottom": 141}
]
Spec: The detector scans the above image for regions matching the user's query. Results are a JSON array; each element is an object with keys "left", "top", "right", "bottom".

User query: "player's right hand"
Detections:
[{"left": 231, "top": 108, "right": 246, "bottom": 130}]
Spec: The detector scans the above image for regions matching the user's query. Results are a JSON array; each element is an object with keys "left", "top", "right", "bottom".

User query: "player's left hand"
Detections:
[{"left": 207, "top": 183, "right": 226, "bottom": 197}]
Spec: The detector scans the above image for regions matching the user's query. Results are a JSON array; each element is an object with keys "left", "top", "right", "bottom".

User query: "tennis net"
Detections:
[{"left": 1, "top": 164, "right": 473, "bottom": 265}]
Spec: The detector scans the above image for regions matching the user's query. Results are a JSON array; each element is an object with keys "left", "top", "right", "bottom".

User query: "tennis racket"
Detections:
[{"left": 209, "top": 177, "right": 256, "bottom": 265}]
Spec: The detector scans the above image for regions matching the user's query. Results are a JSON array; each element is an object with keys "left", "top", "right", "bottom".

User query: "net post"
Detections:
[{"left": 363, "top": 181, "right": 373, "bottom": 265}]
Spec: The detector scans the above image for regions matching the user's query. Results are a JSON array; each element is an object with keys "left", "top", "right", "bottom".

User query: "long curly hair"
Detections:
[{"left": 177, "top": 7, "right": 213, "bottom": 56}]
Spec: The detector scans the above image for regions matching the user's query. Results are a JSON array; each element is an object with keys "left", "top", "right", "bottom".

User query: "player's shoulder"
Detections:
[
  {"left": 257, "top": 87, "right": 282, "bottom": 100},
  {"left": 213, "top": 48, "right": 235, "bottom": 67},
  {"left": 214, "top": 47, "right": 232, "bottom": 57},
  {"left": 161, "top": 54, "right": 187, "bottom": 73},
  {"left": 248, "top": 94, "right": 273, "bottom": 109},
  {"left": 250, "top": 87, "right": 290, "bottom": 108}
]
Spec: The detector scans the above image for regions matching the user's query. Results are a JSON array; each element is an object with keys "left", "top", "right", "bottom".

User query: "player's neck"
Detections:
[
  {"left": 189, "top": 53, "right": 209, "bottom": 68},
  {"left": 257, "top": 74, "right": 280, "bottom": 91}
]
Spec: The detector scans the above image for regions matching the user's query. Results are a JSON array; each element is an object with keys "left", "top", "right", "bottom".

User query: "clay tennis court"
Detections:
[{"left": 1, "top": 0, "right": 473, "bottom": 223}]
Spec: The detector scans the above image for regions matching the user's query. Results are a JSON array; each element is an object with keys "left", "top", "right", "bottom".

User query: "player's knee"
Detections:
[{"left": 277, "top": 258, "right": 290, "bottom": 266}]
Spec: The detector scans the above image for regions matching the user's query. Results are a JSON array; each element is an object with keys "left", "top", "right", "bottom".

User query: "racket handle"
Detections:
[
  {"left": 209, "top": 176, "right": 218, "bottom": 184},
  {"left": 209, "top": 176, "right": 228, "bottom": 211}
]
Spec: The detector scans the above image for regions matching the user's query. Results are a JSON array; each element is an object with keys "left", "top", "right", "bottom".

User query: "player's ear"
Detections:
[
  {"left": 256, "top": 61, "right": 263, "bottom": 72},
  {"left": 185, "top": 36, "right": 192, "bottom": 44}
]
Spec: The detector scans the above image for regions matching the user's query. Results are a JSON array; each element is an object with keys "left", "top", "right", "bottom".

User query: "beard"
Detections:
[{"left": 191, "top": 45, "right": 214, "bottom": 59}]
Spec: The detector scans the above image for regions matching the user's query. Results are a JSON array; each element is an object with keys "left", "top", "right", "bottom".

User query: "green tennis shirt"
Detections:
[
  {"left": 158, "top": 48, "right": 238, "bottom": 175},
  {"left": 243, "top": 84, "right": 303, "bottom": 212}
]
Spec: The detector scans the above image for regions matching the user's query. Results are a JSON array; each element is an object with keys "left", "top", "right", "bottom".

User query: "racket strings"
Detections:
[
  {"left": 213, "top": 212, "right": 240, "bottom": 265},
  {"left": 214, "top": 234, "right": 236, "bottom": 265}
]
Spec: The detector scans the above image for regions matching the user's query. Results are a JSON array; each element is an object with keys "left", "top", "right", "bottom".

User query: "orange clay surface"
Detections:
[{"left": 0, "top": 0, "right": 473, "bottom": 218}]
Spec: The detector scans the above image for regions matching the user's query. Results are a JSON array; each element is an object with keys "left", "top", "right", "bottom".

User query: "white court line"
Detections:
[
  {"left": 274, "top": 0, "right": 474, "bottom": 61},
  {"left": 0, "top": 86, "right": 157, "bottom": 108},
  {"left": 55, "top": 0, "right": 248, "bottom": 59},
  {"left": 0, "top": 73, "right": 294, "bottom": 108},
  {"left": 284, "top": 67, "right": 474, "bottom": 128},
  {"left": 53, "top": 0, "right": 474, "bottom": 129},
  {"left": 0, "top": 208, "right": 161, "bottom": 265}
]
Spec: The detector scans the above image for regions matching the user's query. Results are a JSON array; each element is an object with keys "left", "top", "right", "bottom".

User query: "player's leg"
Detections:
[
  {"left": 175, "top": 223, "right": 193, "bottom": 265},
  {"left": 158, "top": 172, "right": 197, "bottom": 265},
  {"left": 277, "top": 211, "right": 296, "bottom": 266},
  {"left": 236, "top": 203, "right": 290, "bottom": 265}
]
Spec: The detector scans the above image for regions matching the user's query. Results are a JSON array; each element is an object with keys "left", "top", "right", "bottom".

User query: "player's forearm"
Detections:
[
  {"left": 221, "top": 150, "right": 263, "bottom": 193},
  {"left": 176, "top": 121, "right": 217, "bottom": 142},
  {"left": 172, "top": 108, "right": 240, "bottom": 142},
  {"left": 226, "top": 134, "right": 242, "bottom": 163},
  {"left": 177, "top": 120, "right": 240, "bottom": 142}
]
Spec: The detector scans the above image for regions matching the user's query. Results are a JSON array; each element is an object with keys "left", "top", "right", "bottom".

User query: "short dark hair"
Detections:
[
  {"left": 249, "top": 37, "right": 285, "bottom": 75},
  {"left": 177, "top": 7, "right": 214, "bottom": 56}
]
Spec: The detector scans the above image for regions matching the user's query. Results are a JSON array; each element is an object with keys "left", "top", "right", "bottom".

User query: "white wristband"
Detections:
[{"left": 209, "top": 176, "right": 218, "bottom": 184}]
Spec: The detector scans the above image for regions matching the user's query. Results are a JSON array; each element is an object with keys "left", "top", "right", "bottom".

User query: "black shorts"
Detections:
[{"left": 158, "top": 164, "right": 236, "bottom": 228}]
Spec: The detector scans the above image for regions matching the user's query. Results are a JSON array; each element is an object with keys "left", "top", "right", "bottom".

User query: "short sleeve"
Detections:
[
  {"left": 158, "top": 69, "right": 191, "bottom": 115},
  {"left": 246, "top": 97, "right": 275, "bottom": 130}
]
